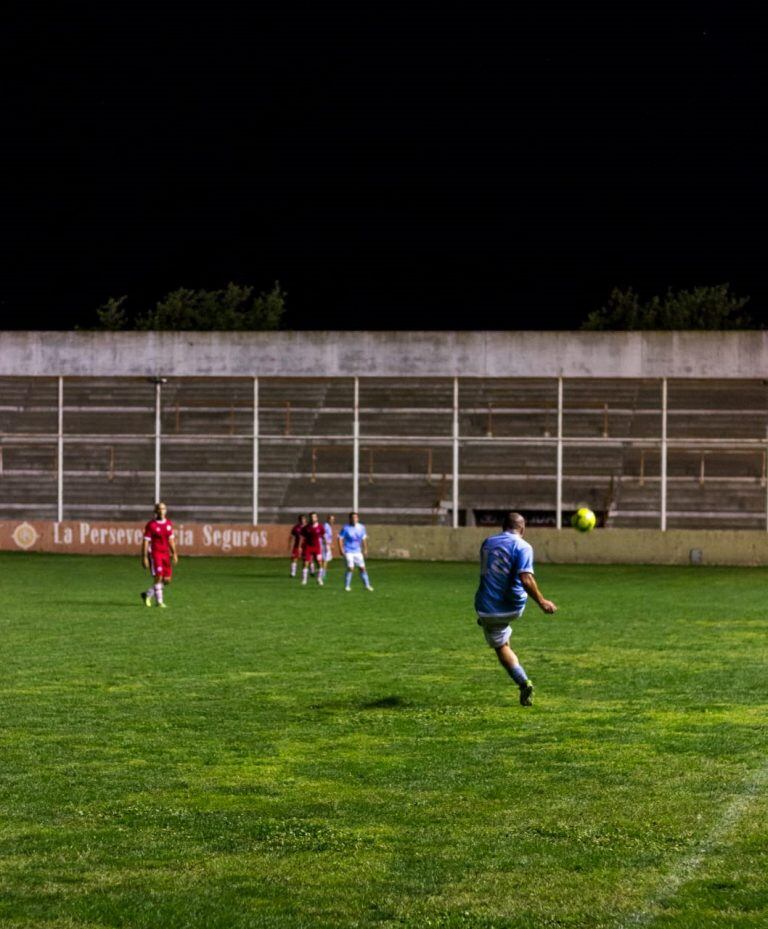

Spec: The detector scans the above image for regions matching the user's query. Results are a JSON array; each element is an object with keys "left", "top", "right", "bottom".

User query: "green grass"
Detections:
[{"left": 0, "top": 553, "right": 767, "bottom": 929}]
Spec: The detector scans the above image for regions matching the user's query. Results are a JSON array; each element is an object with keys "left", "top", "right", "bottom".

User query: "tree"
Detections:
[
  {"left": 581, "top": 284, "right": 751, "bottom": 330},
  {"left": 95, "top": 295, "right": 128, "bottom": 330},
  {"left": 94, "top": 282, "right": 286, "bottom": 331}
]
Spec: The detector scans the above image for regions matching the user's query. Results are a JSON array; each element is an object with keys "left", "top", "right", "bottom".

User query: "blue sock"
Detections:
[
  {"left": 345, "top": 571, "right": 352, "bottom": 587},
  {"left": 509, "top": 664, "right": 529, "bottom": 686},
  {"left": 360, "top": 571, "right": 370, "bottom": 587}
]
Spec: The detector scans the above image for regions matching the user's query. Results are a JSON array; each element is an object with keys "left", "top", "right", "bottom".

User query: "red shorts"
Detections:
[
  {"left": 303, "top": 546, "right": 323, "bottom": 563},
  {"left": 150, "top": 552, "right": 173, "bottom": 579},
  {"left": 291, "top": 545, "right": 302, "bottom": 559}
]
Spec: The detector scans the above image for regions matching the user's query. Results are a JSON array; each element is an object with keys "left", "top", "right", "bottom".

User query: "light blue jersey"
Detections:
[
  {"left": 323, "top": 522, "right": 334, "bottom": 545},
  {"left": 339, "top": 522, "right": 366, "bottom": 553},
  {"left": 474, "top": 531, "right": 534, "bottom": 616}
]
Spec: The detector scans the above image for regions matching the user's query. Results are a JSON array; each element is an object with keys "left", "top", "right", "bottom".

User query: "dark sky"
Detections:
[{"left": 1, "top": 3, "right": 763, "bottom": 330}]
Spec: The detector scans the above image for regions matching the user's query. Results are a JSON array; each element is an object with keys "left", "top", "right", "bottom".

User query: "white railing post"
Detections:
[
  {"left": 661, "top": 377, "right": 668, "bottom": 531},
  {"left": 57, "top": 376, "right": 64, "bottom": 523},
  {"left": 353, "top": 377, "right": 360, "bottom": 512},
  {"left": 556, "top": 376, "right": 563, "bottom": 529},
  {"left": 154, "top": 379, "right": 162, "bottom": 503},
  {"left": 452, "top": 377, "right": 460, "bottom": 528},
  {"left": 253, "top": 376, "right": 259, "bottom": 526}
]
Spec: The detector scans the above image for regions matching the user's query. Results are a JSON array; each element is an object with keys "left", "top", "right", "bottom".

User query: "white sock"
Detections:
[
  {"left": 144, "top": 587, "right": 154, "bottom": 599},
  {"left": 290, "top": 562, "right": 297, "bottom": 576},
  {"left": 302, "top": 567, "right": 308, "bottom": 583},
  {"left": 154, "top": 582, "right": 164, "bottom": 604}
]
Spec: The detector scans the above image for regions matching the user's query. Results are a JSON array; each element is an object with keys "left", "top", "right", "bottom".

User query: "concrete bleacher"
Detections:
[
  {"left": 0, "top": 377, "right": 59, "bottom": 435},
  {"left": 2, "top": 375, "right": 768, "bottom": 528}
]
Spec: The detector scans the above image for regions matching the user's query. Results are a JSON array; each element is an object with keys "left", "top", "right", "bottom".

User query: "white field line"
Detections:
[{"left": 617, "top": 758, "right": 768, "bottom": 928}]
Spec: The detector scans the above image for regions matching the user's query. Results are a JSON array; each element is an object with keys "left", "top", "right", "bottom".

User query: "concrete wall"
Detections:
[
  {"left": 4, "top": 330, "right": 768, "bottom": 378},
  {"left": 4, "top": 519, "right": 768, "bottom": 565},
  {"left": 371, "top": 527, "right": 768, "bottom": 566}
]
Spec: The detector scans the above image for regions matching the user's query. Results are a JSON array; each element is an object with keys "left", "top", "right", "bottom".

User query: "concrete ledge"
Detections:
[{"left": 4, "top": 330, "right": 768, "bottom": 378}]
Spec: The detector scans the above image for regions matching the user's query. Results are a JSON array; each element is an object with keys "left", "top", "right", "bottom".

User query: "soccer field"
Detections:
[{"left": 1, "top": 553, "right": 766, "bottom": 929}]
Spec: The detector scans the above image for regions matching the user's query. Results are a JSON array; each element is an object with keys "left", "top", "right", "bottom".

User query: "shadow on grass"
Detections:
[
  {"left": 361, "top": 695, "right": 410, "bottom": 709},
  {"left": 192, "top": 572, "right": 291, "bottom": 580},
  {"left": 309, "top": 694, "right": 412, "bottom": 712},
  {"left": 51, "top": 601, "right": 139, "bottom": 609}
]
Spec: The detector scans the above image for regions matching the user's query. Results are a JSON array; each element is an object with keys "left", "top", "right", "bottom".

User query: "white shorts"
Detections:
[
  {"left": 477, "top": 610, "right": 524, "bottom": 648},
  {"left": 345, "top": 552, "right": 366, "bottom": 570},
  {"left": 322, "top": 544, "right": 333, "bottom": 563}
]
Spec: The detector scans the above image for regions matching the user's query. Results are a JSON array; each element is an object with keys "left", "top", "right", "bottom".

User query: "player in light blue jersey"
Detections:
[
  {"left": 475, "top": 511, "right": 557, "bottom": 706},
  {"left": 338, "top": 512, "right": 373, "bottom": 591},
  {"left": 320, "top": 514, "right": 335, "bottom": 581}
]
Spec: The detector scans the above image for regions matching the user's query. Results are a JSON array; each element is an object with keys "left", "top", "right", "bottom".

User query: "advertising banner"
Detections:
[{"left": 0, "top": 520, "right": 286, "bottom": 557}]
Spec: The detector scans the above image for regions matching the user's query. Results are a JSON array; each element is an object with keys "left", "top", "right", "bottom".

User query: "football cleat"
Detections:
[
  {"left": 141, "top": 593, "right": 152, "bottom": 607},
  {"left": 365, "top": 586, "right": 374, "bottom": 592},
  {"left": 157, "top": 602, "right": 167, "bottom": 609},
  {"left": 519, "top": 680, "right": 534, "bottom": 707},
  {"left": 344, "top": 587, "right": 351, "bottom": 592}
]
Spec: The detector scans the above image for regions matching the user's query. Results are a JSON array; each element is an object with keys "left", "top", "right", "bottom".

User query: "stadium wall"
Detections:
[
  {"left": 3, "top": 330, "right": 768, "bottom": 377},
  {"left": 3, "top": 520, "right": 768, "bottom": 566}
]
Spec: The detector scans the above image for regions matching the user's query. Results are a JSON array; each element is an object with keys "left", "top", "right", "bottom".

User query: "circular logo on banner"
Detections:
[{"left": 12, "top": 522, "right": 39, "bottom": 550}]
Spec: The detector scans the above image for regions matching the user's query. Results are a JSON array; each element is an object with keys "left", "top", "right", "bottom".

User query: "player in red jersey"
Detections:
[
  {"left": 289, "top": 514, "right": 307, "bottom": 578},
  {"left": 140, "top": 501, "right": 178, "bottom": 608},
  {"left": 301, "top": 512, "right": 325, "bottom": 586}
]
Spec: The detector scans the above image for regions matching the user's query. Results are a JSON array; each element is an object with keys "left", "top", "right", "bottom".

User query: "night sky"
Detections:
[{"left": 1, "top": 4, "right": 763, "bottom": 330}]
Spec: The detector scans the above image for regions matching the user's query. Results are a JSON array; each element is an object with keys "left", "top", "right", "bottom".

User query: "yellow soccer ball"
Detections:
[{"left": 571, "top": 507, "right": 596, "bottom": 532}]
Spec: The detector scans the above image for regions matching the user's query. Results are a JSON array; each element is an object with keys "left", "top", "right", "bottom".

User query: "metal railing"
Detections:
[{"left": 1, "top": 375, "right": 768, "bottom": 529}]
